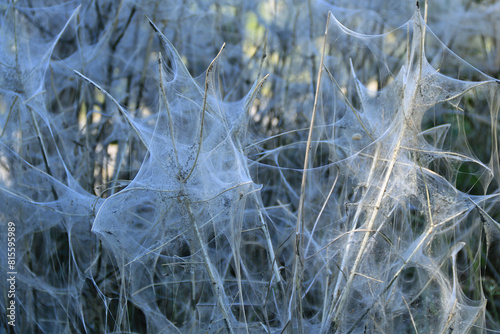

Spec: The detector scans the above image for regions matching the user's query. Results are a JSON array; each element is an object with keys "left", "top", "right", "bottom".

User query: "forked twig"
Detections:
[{"left": 183, "top": 42, "right": 226, "bottom": 182}]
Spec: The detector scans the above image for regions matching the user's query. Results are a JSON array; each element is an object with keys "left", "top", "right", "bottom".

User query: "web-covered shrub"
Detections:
[{"left": 1, "top": 0, "right": 500, "bottom": 333}]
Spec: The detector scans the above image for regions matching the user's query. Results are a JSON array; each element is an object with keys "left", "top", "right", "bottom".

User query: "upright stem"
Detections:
[{"left": 288, "top": 12, "right": 331, "bottom": 333}]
